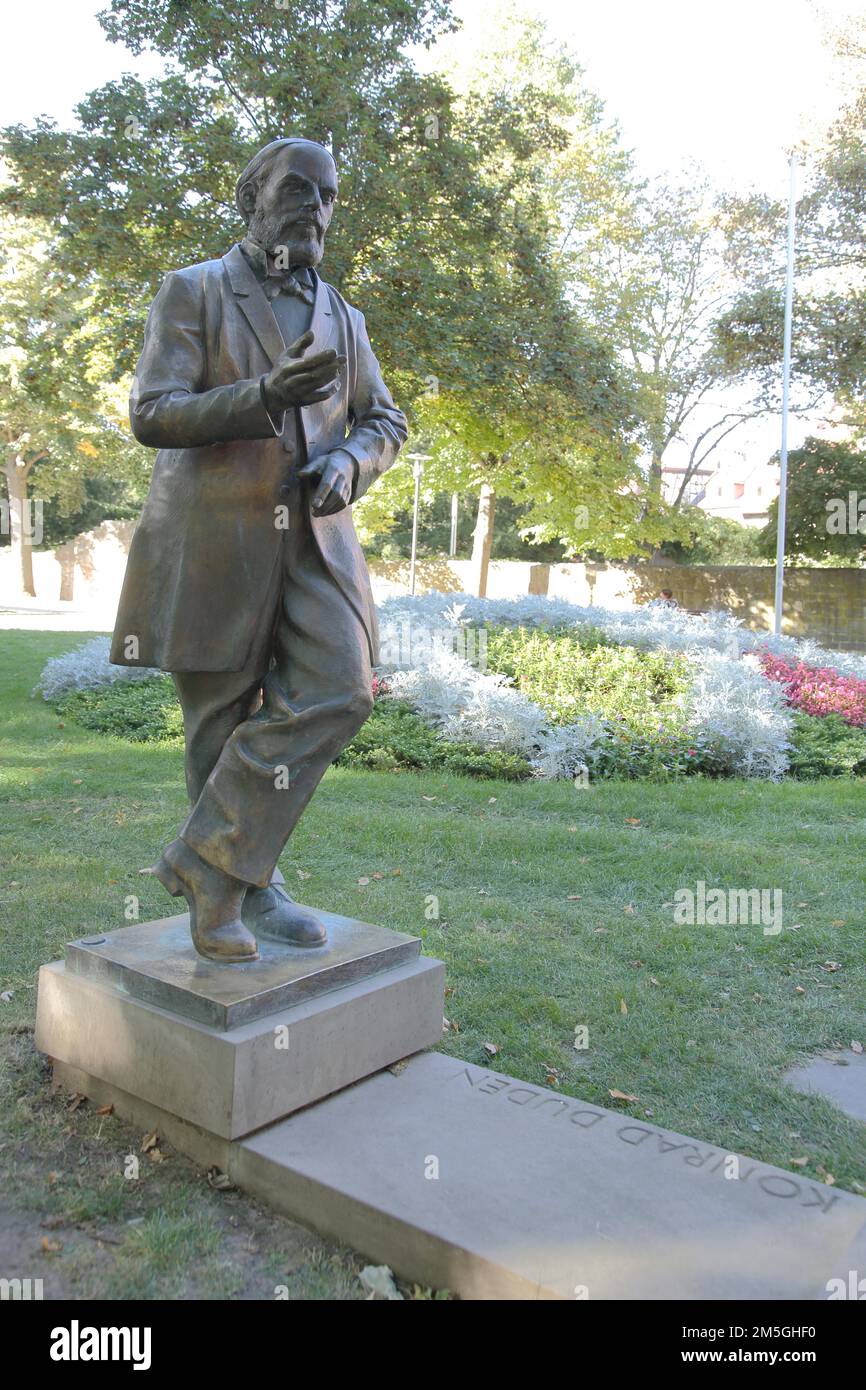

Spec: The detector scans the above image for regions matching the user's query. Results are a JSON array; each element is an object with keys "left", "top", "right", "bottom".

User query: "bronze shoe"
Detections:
[
  {"left": 243, "top": 878, "right": 328, "bottom": 947},
  {"left": 145, "top": 837, "right": 260, "bottom": 964}
]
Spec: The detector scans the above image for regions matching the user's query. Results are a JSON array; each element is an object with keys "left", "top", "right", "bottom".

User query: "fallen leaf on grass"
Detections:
[
  {"left": 95, "top": 1104, "right": 114, "bottom": 1117},
  {"left": 141, "top": 1129, "right": 159, "bottom": 1153},
  {"left": 619, "top": 998, "right": 629, "bottom": 1015},
  {"left": 609, "top": 1089, "right": 639, "bottom": 1103},
  {"left": 622, "top": 904, "right": 635, "bottom": 916},
  {"left": 789, "top": 1156, "right": 810, "bottom": 1168},
  {"left": 566, "top": 894, "right": 582, "bottom": 901},
  {"left": 624, "top": 818, "right": 641, "bottom": 826},
  {"left": 296, "top": 869, "right": 311, "bottom": 881},
  {"left": 40, "top": 1237, "right": 62, "bottom": 1254},
  {"left": 816, "top": 1166, "right": 836, "bottom": 1186},
  {"left": 852, "top": 1041, "right": 864, "bottom": 1054},
  {"left": 794, "top": 986, "right": 806, "bottom": 995},
  {"left": 207, "top": 1167, "right": 234, "bottom": 1190},
  {"left": 820, "top": 961, "right": 843, "bottom": 972},
  {"left": 67, "top": 1093, "right": 85, "bottom": 1113},
  {"left": 388, "top": 1058, "right": 411, "bottom": 1076},
  {"left": 483, "top": 1042, "right": 500, "bottom": 1057},
  {"left": 357, "top": 877, "right": 370, "bottom": 886}
]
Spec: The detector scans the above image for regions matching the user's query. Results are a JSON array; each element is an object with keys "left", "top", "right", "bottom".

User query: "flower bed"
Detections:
[{"left": 34, "top": 595, "right": 866, "bottom": 781}]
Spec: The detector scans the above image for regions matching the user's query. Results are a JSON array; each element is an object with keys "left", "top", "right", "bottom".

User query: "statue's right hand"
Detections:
[{"left": 263, "top": 331, "right": 346, "bottom": 410}]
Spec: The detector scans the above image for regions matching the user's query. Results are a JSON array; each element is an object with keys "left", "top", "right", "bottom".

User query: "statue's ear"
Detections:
[{"left": 238, "top": 181, "right": 257, "bottom": 220}]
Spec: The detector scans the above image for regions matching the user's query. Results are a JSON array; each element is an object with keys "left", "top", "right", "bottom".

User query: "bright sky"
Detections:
[
  {"left": 444, "top": 0, "right": 865, "bottom": 197},
  {"left": 1, "top": 0, "right": 861, "bottom": 197},
  {"left": 1, "top": 0, "right": 862, "bottom": 472}
]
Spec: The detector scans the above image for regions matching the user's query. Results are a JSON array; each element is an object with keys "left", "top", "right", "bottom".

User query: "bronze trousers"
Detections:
[{"left": 173, "top": 493, "right": 373, "bottom": 888}]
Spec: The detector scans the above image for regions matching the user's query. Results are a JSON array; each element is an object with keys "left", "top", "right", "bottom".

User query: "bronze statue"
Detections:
[{"left": 110, "top": 138, "right": 408, "bottom": 963}]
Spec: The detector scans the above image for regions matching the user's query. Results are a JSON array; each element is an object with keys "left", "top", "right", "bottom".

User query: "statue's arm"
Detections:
[
  {"left": 338, "top": 312, "right": 408, "bottom": 505},
  {"left": 129, "top": 271, "right": 280, "bottom": 449}
]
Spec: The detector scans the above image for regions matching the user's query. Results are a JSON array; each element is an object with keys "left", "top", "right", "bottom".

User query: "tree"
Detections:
[
  {"left": 1, "top": 0, "right": 537, "bottom": 385},
  {"left": 3, "top": 1, "right": 652, "bottom": 594},
  {"left": 758, "top": 437, "right": 866, "bottom": 563},
  {"left": 658, "top": 511, "right": 766, "bottom": 566},
  {"left": 356, "top": 12, "right": 656, "bottom": 590},
  {"left": 584, "top": 179, "right": 783, "bottom": 515},
  {"left": 0, "top": 212, "right": 143, "bottom": 596},
  {"left": 716, "top": 15, "right": 866, "bottom": 427}
]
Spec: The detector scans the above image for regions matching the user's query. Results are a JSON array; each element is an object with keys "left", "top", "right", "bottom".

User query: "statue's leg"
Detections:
[
  {"left": 177, "top": 513, "right": 373, "bottom": 899},
  {"left": 173, "top": 668, "right": 267, "bottom": 806}
]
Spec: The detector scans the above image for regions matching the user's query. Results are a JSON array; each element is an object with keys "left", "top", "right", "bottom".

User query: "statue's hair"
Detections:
[{"left": 235, "top": 138, "right": 336, "bottom": 220}]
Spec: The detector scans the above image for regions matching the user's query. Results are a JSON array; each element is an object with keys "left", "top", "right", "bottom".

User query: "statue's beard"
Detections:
[{"left": 247, "top": 208, "right": 324, "bottom": 268}]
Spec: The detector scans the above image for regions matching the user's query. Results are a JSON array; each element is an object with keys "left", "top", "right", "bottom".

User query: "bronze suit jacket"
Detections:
[{"left": 110, "top": 244, "right": 407, "bottom": 672}]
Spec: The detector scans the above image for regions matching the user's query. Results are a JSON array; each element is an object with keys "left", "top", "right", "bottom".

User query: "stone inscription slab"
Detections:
[{"left": 237, "top": 1054, "right": 866, "bottom": 1300}]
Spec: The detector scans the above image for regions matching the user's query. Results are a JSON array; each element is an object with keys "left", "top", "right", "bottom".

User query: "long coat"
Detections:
[{"left": 110, "top": 244, "right": 407, "bottom": 672}]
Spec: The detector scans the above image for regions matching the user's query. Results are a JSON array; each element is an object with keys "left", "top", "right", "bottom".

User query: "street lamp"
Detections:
[
  {"left": 405, "top": 453, "right": 431, "bottom": 596},
  {"left": 774, "top": 153, "right": 798, "bottom": 637}
]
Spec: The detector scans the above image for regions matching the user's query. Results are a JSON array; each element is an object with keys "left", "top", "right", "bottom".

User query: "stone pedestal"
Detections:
[
  {"left": 36, "top": 913, "right": 866, "bottom": 1300},
  {"left": 37, "top": 909, "right": 445, "bottom": 1140}
]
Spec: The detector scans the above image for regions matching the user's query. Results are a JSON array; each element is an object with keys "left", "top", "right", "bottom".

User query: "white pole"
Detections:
[
  {"left": 449, "top": 492, "right": 458, "bottom": 556},
  {"left": 774, "top": 153, "right": 797, "bottom": 637}
]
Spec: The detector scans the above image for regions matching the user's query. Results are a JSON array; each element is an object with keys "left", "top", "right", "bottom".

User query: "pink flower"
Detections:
[{"left": 758, "top": 650, "right": 866, "bottom": 726}]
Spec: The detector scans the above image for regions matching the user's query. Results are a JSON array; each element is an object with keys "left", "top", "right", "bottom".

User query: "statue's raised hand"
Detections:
[{"left": 263, "top": 330, "right": 346, "bottom": 411}]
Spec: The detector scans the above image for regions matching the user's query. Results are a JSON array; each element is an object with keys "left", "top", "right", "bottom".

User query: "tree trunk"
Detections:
[
  {"left": 57, "top": 541, "right": 75, "bottom": 602},
  {"left": 469, "top": 483, "right": 496, "bottom": 598},
  {"left": 647, "top": 449, "right": 664, "bottom": 501},
  {"left": 4, "top": 462, "right": 36, "bottom": 597}
]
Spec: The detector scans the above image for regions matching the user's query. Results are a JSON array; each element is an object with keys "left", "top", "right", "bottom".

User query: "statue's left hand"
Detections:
[{"left": 297, "top": 451, "right": 356, "bottom": 516}]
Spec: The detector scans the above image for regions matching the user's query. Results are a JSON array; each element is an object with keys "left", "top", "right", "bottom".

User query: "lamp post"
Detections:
[
  {"left": 773, "top": 153, "right": 797, "bottom": 637},
  {"left": 449, "top": 492, "right": 459, "bottom": 557},
  {"left": 405, "top": 453, "right": 431, "bottom": 596}
]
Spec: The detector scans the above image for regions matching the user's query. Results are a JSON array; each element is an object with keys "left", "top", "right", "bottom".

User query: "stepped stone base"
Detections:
[{"left": 37, "top": 915, "right": 866, "bottom": 1299}]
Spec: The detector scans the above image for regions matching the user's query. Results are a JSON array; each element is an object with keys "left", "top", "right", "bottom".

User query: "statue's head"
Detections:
[{"left": 235, "top": 138, "right": 338, "bottom": 269}]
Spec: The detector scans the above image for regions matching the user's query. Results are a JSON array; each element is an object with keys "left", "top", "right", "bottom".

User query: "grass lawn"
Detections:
[{"left": 2, "top": 628, "right": 865, "bottom": 1297}]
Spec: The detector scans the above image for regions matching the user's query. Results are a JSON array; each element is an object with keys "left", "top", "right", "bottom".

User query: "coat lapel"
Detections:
[{"left": 222, "top": 243, "right": 285, "bottom": 364}]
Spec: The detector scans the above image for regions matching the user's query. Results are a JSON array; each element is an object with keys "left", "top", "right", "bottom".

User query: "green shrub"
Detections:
[
  {"left": 787, "top": 711, "right": 866, "bottom": 779},
  {"left": 57, "top": 677, "right": 183, "bottom": 742},
  {"left": 336, "top": 698, "right": 530, "bottom": 780},
  {"left": 482, "top": 623, "right": 717, "bottom": 780},
  {"left": 484, "top": 622, "right": 690, "bottom": 731},
  {"left": 54, "top": 677, "right": 531, "bottom": 781}
]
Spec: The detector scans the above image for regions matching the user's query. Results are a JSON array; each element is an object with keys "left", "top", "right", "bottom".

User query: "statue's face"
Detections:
[{"left": 246, "top": 143, "right": 338, "bottom": 268}]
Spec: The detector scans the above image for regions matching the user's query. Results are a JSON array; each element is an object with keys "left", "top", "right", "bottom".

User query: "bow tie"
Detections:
[{"left": 263, "top": 271, "right": 314, "bottom": 306}]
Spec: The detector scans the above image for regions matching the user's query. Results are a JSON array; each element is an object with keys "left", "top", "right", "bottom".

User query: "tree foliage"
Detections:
[{"left": 759, "top": 436, "right": 866, "bottom": 563}]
